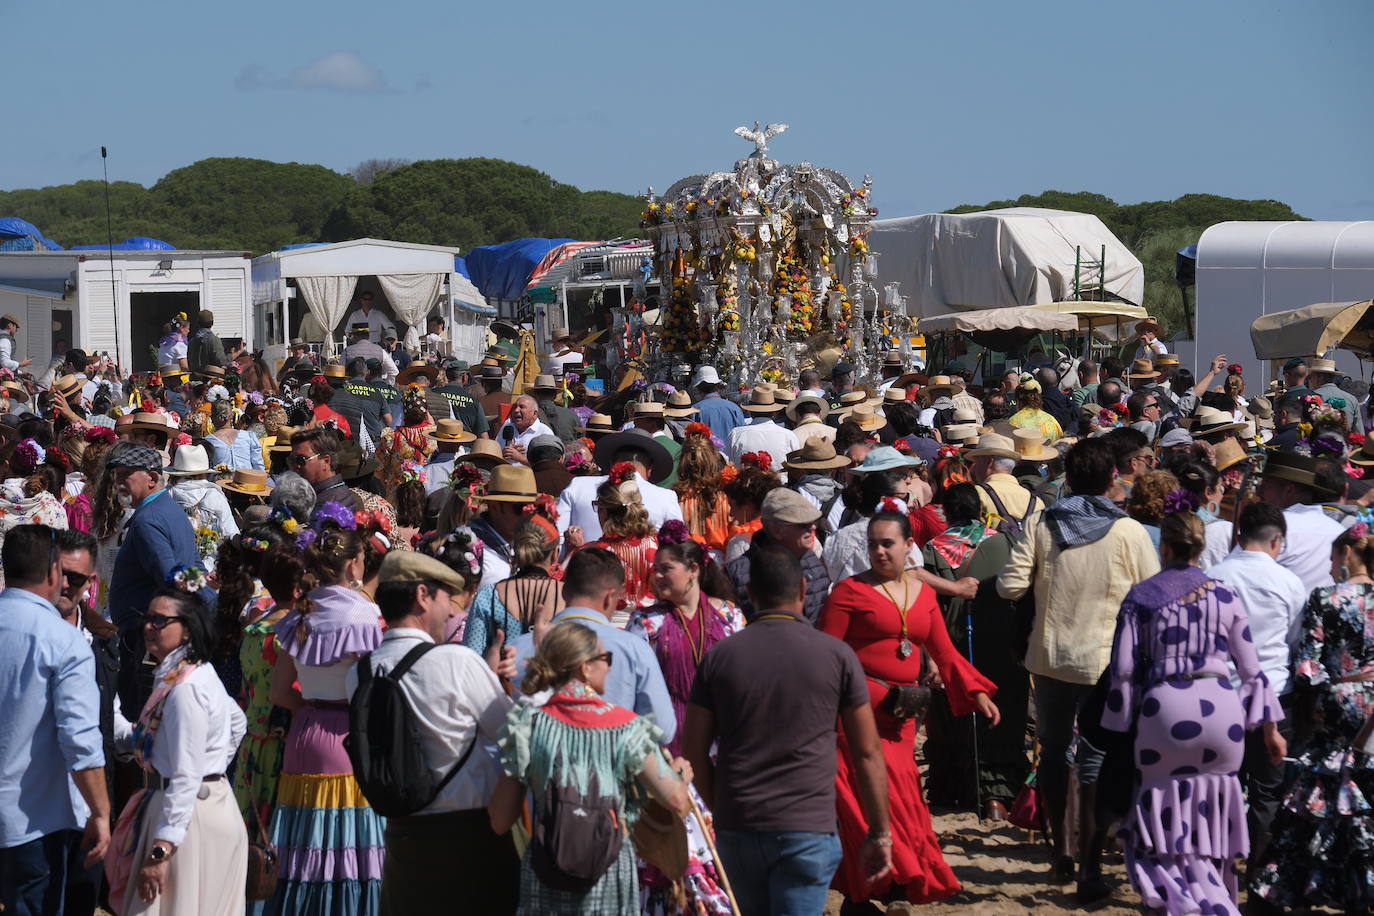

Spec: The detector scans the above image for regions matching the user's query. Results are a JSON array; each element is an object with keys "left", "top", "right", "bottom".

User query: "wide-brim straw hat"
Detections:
[
  {"left": 529, "top": 373, "right": 560, "bottom": 394},
  {"left": 847, "top": 405, "right": 885, "bottom": 431},
  {"left": 1190, "top": 407, "right": 1247, "bottom": 438},
  {"left": 784, "top": 437, "right": 852, "bottom": 471},
  {"left": 1012, "top": 428, "right": 1058, "bottom": 462},
  {"left": 741, "top": 385, "right": 785, "bottom": 413},
  {"left": 663, "top": 391, "right": 698, "bottom": 418},
  {"left": 832, "top": 391, "right": 868, "bottom": 419},
  {"left": 889, "top": 371, "right": 924, "bottom": 390},
  {"left": 1, "top": 380, "right": 27, "bottom": 399},
  {"left": 593, "top": 429, "right": 675, "bottom": 484},
  {"left": 1127, "top": 358, "right": 1158, "bottom": 380},
  {"left": 195, "top": 365, "right": 226, "bottom": 381},
  {"left": 630, "top": 401, "right": 667, "bottom": 422},
  {"left": 1154, "top": 354, "right": 1180, "bottom": 369},
  {"left": 942, "top": 423, "right": 980, "bottom": 444},
  {"left": 396, "top": 362, "right": 439, "bottom": 386},
  {"left": 1307, "top": 356, "right": 1338, "bottom": 374},
  {"left": 1349, "top": 437, "right": 1374, "bottom": 468},
  {"left": 268, "top": 426, "right": 300, "bottom": 451},
  {"left": 217, "top": 468, "right": 274, "bottom": 496},
  {"left": 122, "top": 411, "right": 176, "bottom": 437},
  {"left": 165, "top": 444, "right": 213, "bottom": 476},
  {"left": 52, "top": 374, "right": 85, "bottom": 400},
  {"left": 458, "top": 438, "right": 505, "bottom": 467},
  {"left": 578, "top": 413, "right": 617, "bottom": 435},
  {"left": 1212, "top": 438, "right": 1254, "bottom": 472},
  {"left": 426, "top": 419, "right": 475, "bottom": 444},
  {"left": 966, "top": 432, "right": 1019, "bottom": 460},
  {"left": 785, "top": 395, "right": 830, "bottom": 423},
  {"left": 924, "top": 375, "right": 957, "bottom": 395},
  {"left": 484, "top": 464, "right": 538, "bottom": 503},
  {"left": 322, "top": 363, "right": 347, "bottom": 380},
  {"left": 1135, "top": 316, "right": 1163, "bottom": 337}
]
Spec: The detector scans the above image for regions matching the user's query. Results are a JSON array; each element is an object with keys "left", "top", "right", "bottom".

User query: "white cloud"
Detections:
[{"left": 234, "top": 51, "right": 391, "bottom": 94}]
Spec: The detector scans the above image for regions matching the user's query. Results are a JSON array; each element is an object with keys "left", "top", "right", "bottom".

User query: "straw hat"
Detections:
[
  {"left": 165, "top": 444, "right": 213, "bottom": 477},
  {"left": 1127, "top": 359, "right": 1158, "bottom": 380},
  {"left": 1011, "top": 429, "right": 1057, "bottom": 462},
  {"left": 785, "top": 395, "right": 829, "bottom": 424},
  {"left": 322, "top": 363, "right": 346, "bottom": 380},
  {"left": 457, "top": 438, "right": 505, "bottom": 468},
  {"left": 1, "top": 380, "right": 27, "bottom": 400},
  {"left": 882, "top": 388, "right": 908, "bottom": 405},
  {"left": 426, "top": 418, "right": 476, "bottom": 444},
  {"left": 195, "top": 365, "right": 226, "bottom": 381},
  {"left": 783, "top": 438, "right": 852, "bottom": 471},
  {"left": 943, "top": 423, "right": 980, "bottom": 445},
  {"left": 396, "top": 361, "right": 439, "bottom": 386},
  {"left": 663, "top": 391, "right": 699, "bottom": 419},
  {"left": 882, "top": 350, "right": 905, "bottom": 368},
  {"left": 123, "top": 411, "right": 176, "bottom": 437},
  {"left": 483, "top": 465, "right": 538, "bottom": 503},
  {"left": 924, "top": 375, "right": 956, "bottom": 395},
  {"left": 1190, "top": 407, "right": 1247, "bottom": 439},
  {"left": 268, "top": 426, "right": 300, "bottom": 451},
  {"left": 1135, "top": 316, "right": 1163, "bottom": 337},
  {"left": 1307, "top": 356, "right": 1338, "bottom": 374},
  {"left": 1212, "top": 438, "right": 1254, "bottom": 472},
  {"left": 966, "top": 432, "right": 1018, "bottom": 460},
  {"left": 1154, "top": 354, "right": 1180, "bottom": 369},
  {"left": 1349, "top": 437, "right": 1374, "bottom": 468},
  {"left": 217, "top": 468, "right": 274, "bottom": 497},
  {"left": 578, "top": 413, "right": 617, "bottom": 435},
  {"left": 528, "top": 374, "right": 560, "bottom": 394},
  {"left": 740, "top": 386, "right": 785, "bottom": 413},
  {"left": 773, "top": 388, "right": 796, "bottom": 405},
  {"left": 847, "top": 405, "right": 885, "bottom": 431},
  {"left": 630, "top": 401, "right": 666, "bottom": 421},
  {"left": 52, "top": 375, "right": 84, "bottom": 400},
  {"left": 832, "top": 391, "right": 868, "bottom": 418}
]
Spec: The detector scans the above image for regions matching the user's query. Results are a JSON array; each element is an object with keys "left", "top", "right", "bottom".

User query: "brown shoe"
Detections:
[{"left": 983, "top": 799, "right": 1008, "bottom": 821}]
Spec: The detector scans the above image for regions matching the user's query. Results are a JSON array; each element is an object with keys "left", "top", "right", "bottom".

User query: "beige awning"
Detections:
[
  {"left": 1249, "top": 300, "right": 1374, "bottom": 359},
  {"left": 918, "top": 306, "right": 1081, "bottom": 335}
]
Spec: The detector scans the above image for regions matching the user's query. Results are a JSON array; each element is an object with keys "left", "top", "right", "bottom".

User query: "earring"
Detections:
[
  {"left": 1340, "top": 565, "right": 1351, "bottom": 583},
  {"left": 349, "top": 578, "right": 364, "bottom": 590}
]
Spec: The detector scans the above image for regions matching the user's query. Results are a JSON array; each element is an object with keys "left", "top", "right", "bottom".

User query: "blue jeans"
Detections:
[
  {"left": 715, "top": 830, "right": 841, "bottom": 916},
  {"left": 1033, "top": 675, "right": 1105, "bottom": 852},
  {"left": 0, "top": 830, "right": 80, "bottom": 916}
]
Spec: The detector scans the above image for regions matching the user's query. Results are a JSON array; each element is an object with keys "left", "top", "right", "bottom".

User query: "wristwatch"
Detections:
[{"left": 148, "top": 843, "right": 172, "bottom": 864}]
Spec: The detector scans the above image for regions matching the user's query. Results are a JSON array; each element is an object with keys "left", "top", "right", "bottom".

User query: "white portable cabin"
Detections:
[
  {"left": 1194, "top": 221, "right": 1374, "bottom": 377},
  {"left": 0, "top": 249, "right": 251, "bottom": 372},
  {"left": 251, "top": 238, "right": 482, "bottom": 368},
  {"left": 868, "top": 208, "right": 1144, "bottom": 320}
]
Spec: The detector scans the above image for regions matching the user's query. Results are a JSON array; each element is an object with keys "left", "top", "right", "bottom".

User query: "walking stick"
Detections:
[
  {"left": 688, "top": 790, "right": 743, "bottom": 916},
  {"left": 966, "top": 607, "right": 983, "bottom": 820}
]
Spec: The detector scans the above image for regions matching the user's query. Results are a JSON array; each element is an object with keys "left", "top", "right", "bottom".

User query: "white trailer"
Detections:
[
  {"left": 250, "top": 238, "right": 477, "bottom": 368},
  {"left": 0, "top": 249, "right": 251, "bottom": 372},
  {"left": 1194, "top": 221, "right": 1374, "bottom": 377}
]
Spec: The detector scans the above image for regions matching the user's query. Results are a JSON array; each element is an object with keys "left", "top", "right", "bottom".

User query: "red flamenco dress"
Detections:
[{"left": 819, "top": 575, "right": 998, "bottom": 904}]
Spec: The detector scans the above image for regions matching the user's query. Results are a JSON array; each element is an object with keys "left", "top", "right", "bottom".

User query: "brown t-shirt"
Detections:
[{"left": 689, "top": 613, "right": 869, "bottom": 833}]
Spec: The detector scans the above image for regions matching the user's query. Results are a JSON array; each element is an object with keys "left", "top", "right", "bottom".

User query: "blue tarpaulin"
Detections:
[
  {"left": 70, "top": 236, "right": 175, "bottom": 251},
  {"left": 464, "top": 238, "right": 571, "bottom": 301},
  {"left": 0, "top": 217, "right": 63, "bottom": 251},
  {"left": 454, "top": 255, "right": 470, "bottom": 279}
]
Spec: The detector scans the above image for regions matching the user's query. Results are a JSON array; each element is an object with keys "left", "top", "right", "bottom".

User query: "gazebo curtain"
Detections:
[
  {"left": 376, "top": 273, "right": 444, "bottom": 349},
  {"left": 295, "top": 275, "right": 358, "bottom": 356}
]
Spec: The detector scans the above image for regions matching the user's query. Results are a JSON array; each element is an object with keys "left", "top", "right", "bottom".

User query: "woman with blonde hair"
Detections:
[
  {"left": 1007, "top": 377, "right": 1063, "bottom": 442},
  {"left": 585, "top": 463, "right": 659, "bottom": 612},
  {"left": 489, "top": 621, "right": 692, "bottom": 915},
  {"left": 673, "top": 423, "right": 732, "bottom": 554},
  {"left": 265, "top": 516, "right": 384, "bottom": 915},
  {"left": 205, "top": 399, "right": 265, "bottom": 471},
  {"left": 1126, "top": 468, "right": 1180, "bottom": 550}
]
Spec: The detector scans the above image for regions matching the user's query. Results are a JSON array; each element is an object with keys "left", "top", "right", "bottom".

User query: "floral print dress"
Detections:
[
  {"left": 1251, "top": 581, "right": 1374, "bottom": 911},
  {"left": 233, "top": 588, "right": 290, "bottom": 830}
]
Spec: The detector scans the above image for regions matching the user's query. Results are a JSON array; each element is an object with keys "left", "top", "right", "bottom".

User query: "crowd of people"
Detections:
[{"left": 4, "top": 304, "right": 1374, "bottom": 916}]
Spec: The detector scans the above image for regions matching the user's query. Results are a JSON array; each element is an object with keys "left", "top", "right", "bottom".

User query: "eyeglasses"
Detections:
[
  {"left": 590, "top": 651, "right": 614, "bottom": 668},
  {"left": 142, "top": 613, "right": 185, "bottom": 631},
  {"left": 288, "top": 452, "right": 321, "bottom": 468}
]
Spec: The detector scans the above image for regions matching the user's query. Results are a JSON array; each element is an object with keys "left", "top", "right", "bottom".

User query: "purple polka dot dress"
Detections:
[{"left": 1103, "top": 565, "right": 1280, "bottom": 916}]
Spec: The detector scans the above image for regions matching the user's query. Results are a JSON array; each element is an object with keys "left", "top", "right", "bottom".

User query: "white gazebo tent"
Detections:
[{"left": 251, "top": 238, "right": 469, "bottom": 367}]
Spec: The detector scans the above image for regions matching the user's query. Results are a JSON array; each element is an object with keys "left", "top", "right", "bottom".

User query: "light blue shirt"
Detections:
[
  {"left": 0, "top": 587, "right": 104, "bottom": 847},
  {"left": 511, "top": 606, "right": 677, "bottom": 745}
]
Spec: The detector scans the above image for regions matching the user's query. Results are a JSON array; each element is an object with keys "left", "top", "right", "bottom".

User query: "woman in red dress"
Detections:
[{"left": 820, "top": 504, "right": 1000, "bottom": 909}]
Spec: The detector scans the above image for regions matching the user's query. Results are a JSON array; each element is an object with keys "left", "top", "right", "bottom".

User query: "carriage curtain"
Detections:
[
  {"left": 295, "top": 275, "right": 358, "bottom": 357},
  {"left": 376, "top": 273, "right": 444, "bottom": 349}
]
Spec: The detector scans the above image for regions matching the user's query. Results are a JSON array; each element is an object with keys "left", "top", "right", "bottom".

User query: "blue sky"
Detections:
[{"left": 4, "top": 0, "right": 1372, "bottom": 222}]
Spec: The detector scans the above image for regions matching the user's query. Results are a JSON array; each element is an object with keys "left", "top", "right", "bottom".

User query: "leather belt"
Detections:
[
  {"left": 1334, "top": 669, "right": 1374, "bottom": 684},
  {"left": 143, "top": 771, "right": 225, "bottom": 791}
]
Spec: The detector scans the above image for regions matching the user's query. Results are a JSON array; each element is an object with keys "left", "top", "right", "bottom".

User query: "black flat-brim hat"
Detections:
[{"left": 592, "top": 428, "right": 674, "bottom": 484}]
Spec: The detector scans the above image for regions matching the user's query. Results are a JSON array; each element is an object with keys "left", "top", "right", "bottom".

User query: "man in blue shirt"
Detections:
[
  {"left": 510, "top": 548, "right": 677, "bottom": 745},
  {"left": 0, "top": 524, "right": 110, "bottom": 915},
  {"left": 690, "top": 365, "right": 746, "bottom": 445},
  {"left": 105, "top": 445, "right": 201, "bottom": 715}
]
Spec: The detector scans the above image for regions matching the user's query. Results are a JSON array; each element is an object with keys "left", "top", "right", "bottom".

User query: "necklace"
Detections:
[
  {"left": 672, "top": 596, "right": 707, "bottom": 665},
  {"left": 877, "top": 573, "right": 914, "bottom": 658}
]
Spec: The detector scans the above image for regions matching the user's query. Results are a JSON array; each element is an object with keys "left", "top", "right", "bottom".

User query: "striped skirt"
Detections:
[{"left": 263, "top": 705, "right": 384, "bottom": 916}]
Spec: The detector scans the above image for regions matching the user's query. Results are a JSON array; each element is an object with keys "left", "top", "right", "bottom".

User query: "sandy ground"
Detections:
[{"left": 823, "top": 809, "right": 1142, "bottom": 915}]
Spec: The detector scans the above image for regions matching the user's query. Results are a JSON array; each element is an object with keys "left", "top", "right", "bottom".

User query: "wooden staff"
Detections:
[{"left": 688, "top": 789, "right": 743, "bottom": 916}]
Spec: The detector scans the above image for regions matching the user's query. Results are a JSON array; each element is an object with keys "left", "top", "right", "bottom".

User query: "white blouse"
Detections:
[{"left": 147, "top": 652, "right": 246, "bottom": 845}]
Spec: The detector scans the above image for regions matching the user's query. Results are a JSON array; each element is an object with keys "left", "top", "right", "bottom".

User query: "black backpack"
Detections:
[
  {"left": 529, "top": 768, "right": 626, "bottom": 892},
  {"left": 979, "top": 483, "right": 1040, "bottom": 541},
  {"left": 344, "top": 642, "right": 475, "bottom": 817}
]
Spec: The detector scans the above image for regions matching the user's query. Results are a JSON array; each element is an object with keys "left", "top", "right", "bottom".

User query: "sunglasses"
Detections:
[
  {"left": 63, "top": 570, "right": 92, "bottom": 590},
  {"left": 142, "top": 613, "right": 185, "bottom": 631},
  {"left": 288, "top": 452, "right": 321, "bottom": 468},
  {"left": 590, "top": 651, "right": 614, "bottom": 668}
]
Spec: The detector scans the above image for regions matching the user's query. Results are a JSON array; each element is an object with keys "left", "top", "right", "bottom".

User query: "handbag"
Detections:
[
  {"left": 631, "top": 798, "right": 690, "bottom": 881},
  {"left": 880, "top": 683, "right": 933, "bottom": 720},
  {"left": 1007, "top": 772, "right": 1046, "bottom": 833},
  {"left": 244, "top": 805, "right": 279, "bottom": 901},
  {"left": 105, "top": 788, "right": 152, "bottom": 909}
]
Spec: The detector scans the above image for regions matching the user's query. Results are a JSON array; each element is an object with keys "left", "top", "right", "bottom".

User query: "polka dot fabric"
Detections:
[{"left": 1102, "top": 566, "right": 1280, "bottom": 916}]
